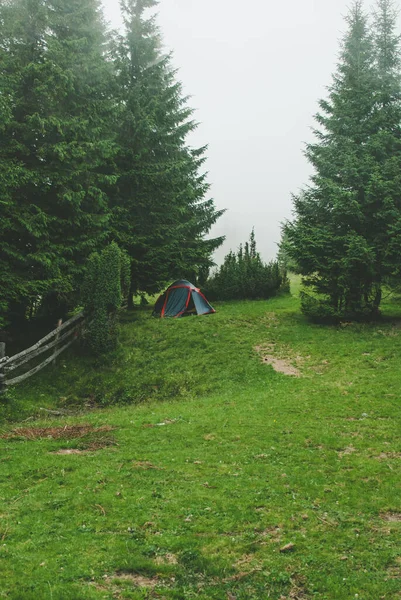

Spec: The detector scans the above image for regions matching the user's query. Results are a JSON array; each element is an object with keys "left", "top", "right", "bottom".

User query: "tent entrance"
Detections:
[{"left": 182, "top": 293, "right": 196, "bottom": 317}]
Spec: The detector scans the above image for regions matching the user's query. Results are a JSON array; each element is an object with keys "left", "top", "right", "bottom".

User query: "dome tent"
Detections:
[{"left": 153, "top": 280, "right": 215, "bottom": 318}]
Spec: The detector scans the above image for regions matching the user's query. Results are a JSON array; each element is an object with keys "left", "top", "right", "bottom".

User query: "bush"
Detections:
[
  {"left": 300, "top": 289, "right": 381, "bottom": 323},
  {"left": 81, "top": 243, "right": 131, "bottom": 354},
  {"left": 300, "top": 292, "right": 340, "bottom": 323},
  {"left": 205, "top": 230, "right": 289, "bottom": 301}
]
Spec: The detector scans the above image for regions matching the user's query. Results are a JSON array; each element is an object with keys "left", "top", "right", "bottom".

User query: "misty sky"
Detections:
[{"left": 102, "top": 0, "right": 380, "bottom": 264}]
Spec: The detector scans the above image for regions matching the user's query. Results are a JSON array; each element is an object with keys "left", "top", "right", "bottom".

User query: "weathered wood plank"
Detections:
[
  {"left": 0, "top": 343, "right": 6, "bottom": 391},
  {"left": 5, "top": 339, "right": 76, "bottom": 387},
  {"left": 53, "top": 319, "right": 62, "bottom": 366},
  {"left": 2, "top": 312, "right": 84, "bottom": 368},
  {"left": 4, "top": 327, "right": 78, "bottom": 373}
]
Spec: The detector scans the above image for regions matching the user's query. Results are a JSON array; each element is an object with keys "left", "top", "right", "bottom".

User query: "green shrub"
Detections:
[
  {"left": 300, "top": 289, "right": 381, "bottom": 323},
  {"left": 300, "top": 292, "right": 340, "bottom": 323},
  {"left": 206, "top": 230, "right": 289, "bottom": 301},
  {"left": 81, "top": 243, "right": 131, "bottom": 354}
]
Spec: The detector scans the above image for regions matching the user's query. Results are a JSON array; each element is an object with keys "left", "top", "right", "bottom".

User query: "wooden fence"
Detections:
[{"left": 0, "top": 312, "right": 85, "bottom": 394}]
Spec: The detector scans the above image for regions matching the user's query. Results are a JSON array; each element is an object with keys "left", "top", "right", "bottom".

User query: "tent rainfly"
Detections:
[{"left": 153, "top": 280, "right": 215, "bottom": 318}]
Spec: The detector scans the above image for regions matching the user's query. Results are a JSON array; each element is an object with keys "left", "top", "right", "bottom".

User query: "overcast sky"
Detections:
[{"left": 102, "top": 0, "right": 379, "bottom": 264}]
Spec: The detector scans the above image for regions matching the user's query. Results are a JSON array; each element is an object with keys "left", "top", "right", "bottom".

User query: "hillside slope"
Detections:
[{"left": 1, "top": 290, "right": 401, "bottom": 599}]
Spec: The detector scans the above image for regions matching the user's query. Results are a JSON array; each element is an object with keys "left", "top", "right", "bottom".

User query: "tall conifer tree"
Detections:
[
  {"left": 0, "top": 0, "right": 116, "bottom": 323},
  {"left": 369, "top": 0, "right": 401, "bottom": 294},
  {"left": 0, "top": 0, "right": 51, "bottom": 323},
  {"left": 285, "top": 1, "right": 401, "bottom": 319},
  {"left": 110, "top": 0, "right": 223, "bottom": 303}
]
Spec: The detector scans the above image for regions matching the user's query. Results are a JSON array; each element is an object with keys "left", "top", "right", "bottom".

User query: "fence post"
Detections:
[
  {"left": 53, "top": 319, "right": 62, "bottom": 365},
  {"left": 0, "top": 343, "right": 6, "bottom": 395}
]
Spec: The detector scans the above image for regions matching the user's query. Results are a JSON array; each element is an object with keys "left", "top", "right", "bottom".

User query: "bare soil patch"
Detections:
[
  {"left": 2, "top": 424, "right": 114, "bottom": 441},
  {"left": 381, "top": 512, "right": 401, "bottom": 522},
  {"left": 261, "top": 312, "right": 280, "bottom": 330},
  {"left": 92, "top": 572, "right": 166, "bottom": 594},
  {"left": 1, "top": 425, "right": 117, "bottom": 453},
  {"left": 233, "top": 554, "right": 261, "bottom": 569},
  {"left": 109, "top": 573, "right": 161, "bottom": 588},
  {"left": 279, "top": 575, "right": 309, "bottom": 599},
  {"left": 337, "top": 446, "right": 357, "bottom": 458},
  {"left": 386, "top": 558, "right": 401, "bottom": 580},
  {"left": 254, "top": 345, "right": 301, "bottom": 377},
  {"left": 255, "top": 526, "right": 281, "bottom": 539},
  {"left": 154, "top": 553, "right": 178, "bottom": 566},
  {"left": 52, "top": 449, "right": 87, "bottom": 455},
  {"left": 375, "top": 452, "right": 401, "bottom": 460}
]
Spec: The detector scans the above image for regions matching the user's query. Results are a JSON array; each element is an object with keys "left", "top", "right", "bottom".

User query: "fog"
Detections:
[{"left": 102, "top": 0, "right": 378, "bottom": 264}]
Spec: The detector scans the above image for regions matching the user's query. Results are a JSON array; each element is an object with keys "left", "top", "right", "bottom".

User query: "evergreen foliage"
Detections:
[
  {"left": 285, "top": 0, "right": 401, "bottom": 321},
  {"left": 0, "top": 0, "right": 224, "bottom": 329},
  {"left": 81, "top": 243, "right": 130, "bottom": 353},
  {"left": 277, "top": 230, "right": 299, "bottom": 273},
  {"left": 0, "top": 0, "right": 116, "bottom": 325},
  {"left": 206, "top": 231, "right": 287, "bottom": 301},
  {"left": 109, "top": 0, "right": 224, "bottom": 303}
]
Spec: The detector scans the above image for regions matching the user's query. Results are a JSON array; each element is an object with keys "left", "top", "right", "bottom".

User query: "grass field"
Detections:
[{"left": 1, "top": 283, "right": 401, "bottom": 599}]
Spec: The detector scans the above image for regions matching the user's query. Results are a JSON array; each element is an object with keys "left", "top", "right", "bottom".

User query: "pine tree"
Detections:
[
  {"left": 0, "top": 0, "right": 53, "bottom": 324},
  {"left": 0, "top": 0, "right": 116, "bottom": 325},
  {"left": 277, "top": 230, "right": 299, "bottom": 273},
  {"left": 284, "top": 1, "right": 401, "bottom": 319},
  {"left": 35, "top": 0, "right": 117, "bottom": 317},
  {"left": 110, "top": 0, "right": 224, "bottom": 304},
  {"left": 369, "top": 0, "right": 401, "bottom": 297}
]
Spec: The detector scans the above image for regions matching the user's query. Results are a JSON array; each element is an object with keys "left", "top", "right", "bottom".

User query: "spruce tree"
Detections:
[
  {"left": 369, "top": 0, "right": 401, "bottom": 296},
  {"left": 0, "top": 0, "right": 52, "bottom": 324},
  {"left": 0, "top": 0, "right": 116, "bottom": 324},
  {"left": 285, "top": 1, "right": 401, "bottom": 319},
  {"left": 110, "top": 0, "right": 223, "bottom": 303}
]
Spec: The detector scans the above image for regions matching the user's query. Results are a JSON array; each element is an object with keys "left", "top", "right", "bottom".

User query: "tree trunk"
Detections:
[
  {"left": 127, "top": 280, "right": 135, "bottom": 310},
  {"left": 372, "top": 285, "right": 382, "bottom": 316}
]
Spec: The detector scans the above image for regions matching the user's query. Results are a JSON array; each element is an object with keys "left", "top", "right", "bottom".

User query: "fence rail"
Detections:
[{"left": 0, "top": 312, "right": 85, "bottom": 394}]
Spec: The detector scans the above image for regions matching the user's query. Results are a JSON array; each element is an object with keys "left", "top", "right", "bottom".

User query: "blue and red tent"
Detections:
[{"left": 153, "top": 280, "right": 215, "bottom": 318}]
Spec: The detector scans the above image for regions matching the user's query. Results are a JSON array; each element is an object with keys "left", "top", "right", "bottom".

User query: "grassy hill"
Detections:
[{"left": 1, "top": 285, "right": 401, "bottom": 599}]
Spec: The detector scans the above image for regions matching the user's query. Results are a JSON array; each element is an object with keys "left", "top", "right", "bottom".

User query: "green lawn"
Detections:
[{"left": 1, "top": 285, "right": 401, "bottom": 599}]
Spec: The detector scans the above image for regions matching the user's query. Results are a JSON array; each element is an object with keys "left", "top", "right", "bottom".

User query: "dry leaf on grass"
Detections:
[
  {"left": 132, "top": 461, "right": 164, "bottom": 470},
  {"left": 280, "top": 542, "right": 295, "bottom": 553},
  {"left": 223, "top": 569, "right": 260, "bottom": 583},
  {"left": 233, "top": 554, "right": 258, "bottom": 568}
]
